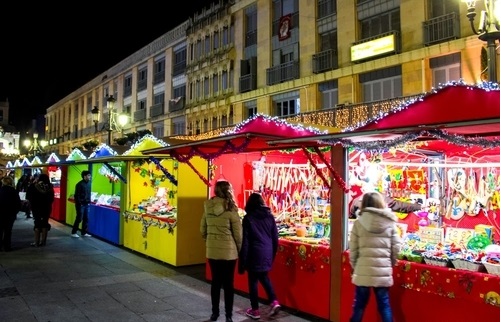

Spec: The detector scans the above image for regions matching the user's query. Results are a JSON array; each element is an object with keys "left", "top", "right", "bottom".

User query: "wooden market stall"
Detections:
[
  {"left": 119, "top": 135, "right": 208, "bottom": 266},
  {"left": 65, "top": 148, "right": 91, "bottom": 228},
  {"left": 44, "top": 152, "right": 67, "bottom": 222},
  {"left": 143, "top": 115, "right": 340, "bottom": 319},
  {"left": 268, "top": 82, "right": 500, "bottom": 322}
]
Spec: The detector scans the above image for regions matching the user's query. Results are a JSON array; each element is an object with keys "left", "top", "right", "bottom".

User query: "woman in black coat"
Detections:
[
  {"left": 0, "top": 176, "right": 21, "bottom": 251},
  {"left": 238, "top": 193, "right": 281, "bottom": 319},
  {"left": 26, "top": 173, "right": 54, "bottom": 247}
]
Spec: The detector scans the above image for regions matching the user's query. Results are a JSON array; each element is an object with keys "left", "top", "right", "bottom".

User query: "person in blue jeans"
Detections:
[
  {"left": 349, "top": 192, "right": 401, "bottom": 322},
  {"left": 71, "top": 170, "right": 92, "bottom": 238},
  {"left": 238, "top": 193, "right": 281, "bottom": 320}
]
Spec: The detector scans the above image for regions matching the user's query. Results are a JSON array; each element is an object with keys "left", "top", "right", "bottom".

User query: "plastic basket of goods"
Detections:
[
  {"left": 452, "top": 258, "right": 485, "bottom": 272},
  {"left": 423, "top": 252, "right": 451, "bottom": 267},
  {"left": 482, "top": 245, "right": 501, "bottom": 276}
]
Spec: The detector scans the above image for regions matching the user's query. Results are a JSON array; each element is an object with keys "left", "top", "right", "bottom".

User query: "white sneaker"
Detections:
[
  {"left": 70, "top": 233, "right": 80, "bottom": 238},
  {"left": 82, "top": 233, "right": 92, "bottom": 237}
]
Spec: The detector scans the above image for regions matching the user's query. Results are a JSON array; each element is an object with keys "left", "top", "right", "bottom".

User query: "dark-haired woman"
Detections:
[
  {"left": 239, "top": 192, "right": 281, "bottom": 320},
  {"left": 0, "top": 176, "right": 21, "bottom": 251},
  {"left": 26, "top": 173, "right": 54, "bottom": 247}
]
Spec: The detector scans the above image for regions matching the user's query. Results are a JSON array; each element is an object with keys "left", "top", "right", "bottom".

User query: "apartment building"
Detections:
[{"left": 45, "top": 0, "right": 495, "bottom": 154}]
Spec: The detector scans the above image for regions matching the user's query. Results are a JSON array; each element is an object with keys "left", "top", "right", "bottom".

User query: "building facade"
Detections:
[{"left": 45, "top": 0, "right": 496, "bottom": 154}]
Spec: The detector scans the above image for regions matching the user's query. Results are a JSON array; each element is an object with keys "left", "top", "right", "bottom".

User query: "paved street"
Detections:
[{"left": 0, "top": 213, "right": 327, "bottom": 322}]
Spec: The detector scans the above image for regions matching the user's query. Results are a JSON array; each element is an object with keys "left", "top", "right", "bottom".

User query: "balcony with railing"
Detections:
[
  {"left": 134, "top": 109, "right": 147, "bottom": 122},
  {"left": 169, "top": 96, "right": 185, "bottom": 112},
  {"left": 154, "top": 71, "right": 165, "bottom": 84},
  {"left": 123, "top": 86, "right": 132, "bottom": 97},
  {"left": 137, "top": 79, "right": 147, "bottom": 92},
  {"left": 173, "top": 61, "right": 186, "bottom": 76},
  {"left": 245, "top": 30, "right": 257, "bottom": 47},
  {"left": 284, "top": 95, "right": 421, "bottom": 129},
  {"left": 266, "top": 61, "right": 299, "bottom": 86},
  {"left": 150, "top": 103, "right": 164, "bottom": 118},
  {"left": 239, "top": 73, "right": 257, "bottom": 93},
  {"left": 313, "top": 49, "right": 338, "bottom": 74},
  {"left": 423, "top": 12, "right": 460, "bottom": 46}
]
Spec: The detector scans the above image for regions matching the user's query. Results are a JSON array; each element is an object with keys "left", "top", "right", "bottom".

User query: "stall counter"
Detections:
[{"left": 340, "top": 251, "right": 500, "bottom": 321}]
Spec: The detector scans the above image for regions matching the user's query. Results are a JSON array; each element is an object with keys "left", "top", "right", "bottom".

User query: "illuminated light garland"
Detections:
[
  {"left": 313, "top": 146, "right": 349, "bottom": 193},
  {"left": 131, "top": 159, "right": 177, "bottom": 187},
  {"left": 123, "top": 134, "right": 169, "bottom": 155},
  {"left": 225, "top": 114, "right": 327, "bottom": 136},
  {"left": 66, "top": 148, "right": 87, "bottom": 161}
]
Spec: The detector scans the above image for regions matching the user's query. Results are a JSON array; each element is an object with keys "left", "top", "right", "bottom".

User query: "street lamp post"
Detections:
[
  {"left": 462, "top": 0, "right": 500, "bottom": 82},
  {"left": 23, "top": 132, "right": 48, "bottom": 157},
  {"left": 91, "top": 95, "right": 129, "bottom": 145}
]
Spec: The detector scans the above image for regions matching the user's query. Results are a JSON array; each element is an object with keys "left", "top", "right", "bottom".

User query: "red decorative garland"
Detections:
[
  {"left": 301, "top": 147, "right": 331, "bottom": 190},
  {"left": 313, "top": 146, "right": 349, "bottom": 193}
]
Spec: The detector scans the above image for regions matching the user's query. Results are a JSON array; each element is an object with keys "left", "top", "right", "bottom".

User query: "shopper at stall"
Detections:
[
  {"left": 0, "top": 176, "right": 21, "bottom": 251},
  {"left": 71, "top": 170, "right": 92, "bottom": 238},
  {"left": 16, "top": 174, "right": 32, "bottom": 218},
  {"left": 200, "top": 180, "right": 242, "bottom": 322},
  {"left": 238, "top": 192, "right": 281, "bottom": 320},
  {"left": 26, "top": 173, "right": 54, "bottom": 247},
  {"left": 349, "top": 191, "right": 401, "bottom": 322},
  {"left": 349, "top": 193, "right": 423, "bottom": 219}
]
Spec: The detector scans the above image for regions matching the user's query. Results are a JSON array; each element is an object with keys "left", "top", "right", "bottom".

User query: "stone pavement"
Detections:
[{"left": 0, "top": 213, "right": 328, "bottom": 322}]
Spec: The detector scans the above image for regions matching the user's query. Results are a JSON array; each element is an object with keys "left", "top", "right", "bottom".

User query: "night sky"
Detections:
[{"left": 0, "top": 0, "right": 215, "bottom": 131}]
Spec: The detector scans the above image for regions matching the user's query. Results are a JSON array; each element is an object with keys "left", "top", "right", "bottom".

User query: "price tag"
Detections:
[
  {"left": 445, "top": 227, "right": 475, "bottom": 246},
  {"left": 418, "top": 227, "right": 444, "bottom": 244}
]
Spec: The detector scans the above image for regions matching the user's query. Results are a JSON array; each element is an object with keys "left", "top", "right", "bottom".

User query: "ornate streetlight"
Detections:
[
  {"left": 91, "top": 95, "right": 129, "bottom": 145},
  {"left": 462, "top": 0, "right": 500, "bottom": 82},
  {"left": 23, "top": 132, "right": 48, "bottom": 156}
]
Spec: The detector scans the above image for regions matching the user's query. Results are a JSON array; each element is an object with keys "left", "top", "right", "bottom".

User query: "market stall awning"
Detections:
[
  {"left": 266, "top": 83, "right": 500, "bottom": 155},
  {"left": 142, "top": 115, "right": 333, "bottom": 157}
]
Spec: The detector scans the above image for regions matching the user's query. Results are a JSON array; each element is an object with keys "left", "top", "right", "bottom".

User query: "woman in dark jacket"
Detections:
[
  {"left": 0, "top": 176, "right": 22, "bottom": 251},
  {"left": 238, "top": 193, "right": 281, "bottom": 320},
  {"left": 26, "top": 173, "right": 54, "bottom": 247}
]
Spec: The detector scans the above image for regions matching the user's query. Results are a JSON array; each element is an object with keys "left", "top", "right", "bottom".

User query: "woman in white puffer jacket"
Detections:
[{"left": 349, "top": 191, "right": 402, "bottom": 322}]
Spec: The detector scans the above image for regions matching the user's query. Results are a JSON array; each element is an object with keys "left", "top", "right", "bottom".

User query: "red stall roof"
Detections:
[
  {"left": 266, "top": 84, "right": 500, "bottom": 156},
  {"left": 142, "top": 115, "right": 333, "bottom": 157}
]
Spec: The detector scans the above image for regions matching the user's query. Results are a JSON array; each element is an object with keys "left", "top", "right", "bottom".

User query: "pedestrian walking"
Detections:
[
  {"left": 0, "top": 176, "right": 21, "bottom": 251},
  {"left": 349, "top": 191, "right": 402, "bottom": 322},
  {"left": 238, "top": 192, "right": 281, "bottom": 320},
  {"left": 26, "top": 173, "right": 55, "bottom": 247},
  {"left": 200, "top": 180, "right": 242, "bottom": 322},
  {"left": 71, "top": 170, "right": 92, "bottom": 238}
]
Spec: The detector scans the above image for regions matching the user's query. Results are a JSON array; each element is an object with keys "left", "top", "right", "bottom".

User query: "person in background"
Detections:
[
  {"left": 0, "top": 176, "right": 21, "bottom": 251},
  {"left": 349, "top": 191, "right": 402, "bottom": 322},
  {"left": 349, "top": 193, "right": 423, "bottom": 219},
  {"left": 71, "top": 170, "right": 92, "bottom": 238},
  {"left": 16, "top": 174, "right": 32, "bottom": 218},
  {"left": 200, "top": 180, "right": 242, "bottom": 322},
  {"left": 26, "top": 173, "right": 54, "bottom": 247},
  {"left": 238, "top": 192, "right": 281, "bottom": 320}
]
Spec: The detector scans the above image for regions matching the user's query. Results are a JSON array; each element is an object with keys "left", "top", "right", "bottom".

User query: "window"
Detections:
[
  {"left": 173, "top": 47, "right": 187, "bottom": 76},
  {"left": 430, "top": 53, "right": 461, "bottom": 88},
  {"left": 361, "top": 9, "right": 400, "bottom": 39},
  {"left": 245, "top": 7, "right": 258, "bottom": 47},
  {"left": 319, "top": 80, "right": 338, "bottom": 109},
  {"left": 360, "top": 66, "right": 402, "bottom": 102},
  {"left": 173, "top": 85, "right": 186, "bottom": 100},
  {"left": 221, "top": 115, "right": 228, "bottom": 127},
  {"left": 244, "top": 100, "right": 257, "bottom": 118},
  {"left": 137, "top": 99, "right": 146, "bottom": 110},
  {"left": 213, "top": 74, "right": 219, "bottom": 93},
  {"left": 273, "top": 91, "right": 300, "bottom": 117},
  {"left": 205, "top": 35, "right": 211, "bottom": 55},
  {"left": 429, "top": 0, "right": 459, "bottom": 18},
  {"left": 152, "top": 121, "right": 164, "bottom": 138},
  {"left": 222, "top": 71, "right": 228, "bottom": 90},
  {"left": 137, "top": 67, "right": 147, "bottom": 91},
  {"left": 124, "top": 75, "right": 132, "bottom": 97},
  {"left": 212, "top": 117, "right": 218, "bottom": 130},
  {"left": 320, "top": 30, "right": 337, "bottom": 51},
  {"left": 154, "top": 93, "right": 164, "bottom": 105},
  {"left": 154, "top": 58, "right": 165, "bottom": 84},
  {"left": 172, "top": 116, "right": 186, "bottom": 135},
  {"left": 203, "top": 119, "right": 208, "bottom": 132},
  {"left": 318, "top": 0, "right": 336, "bottom": 19},
  {"left": 204, "top": 76, "right": 210, "bottom": 97},
  {"left": 213, "top": 31, "right": 220, "bottom": 50},
  {"left": 124, "top": 104, "right": 131, "bottom": 115},
  {"left": 222, "top": 27, "right": 229, "bottom": 46}
]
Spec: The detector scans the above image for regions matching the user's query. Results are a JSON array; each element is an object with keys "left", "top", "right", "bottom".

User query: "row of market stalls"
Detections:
[{"left": 6, "top": 82, "right": 500, "bottom": 322}]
